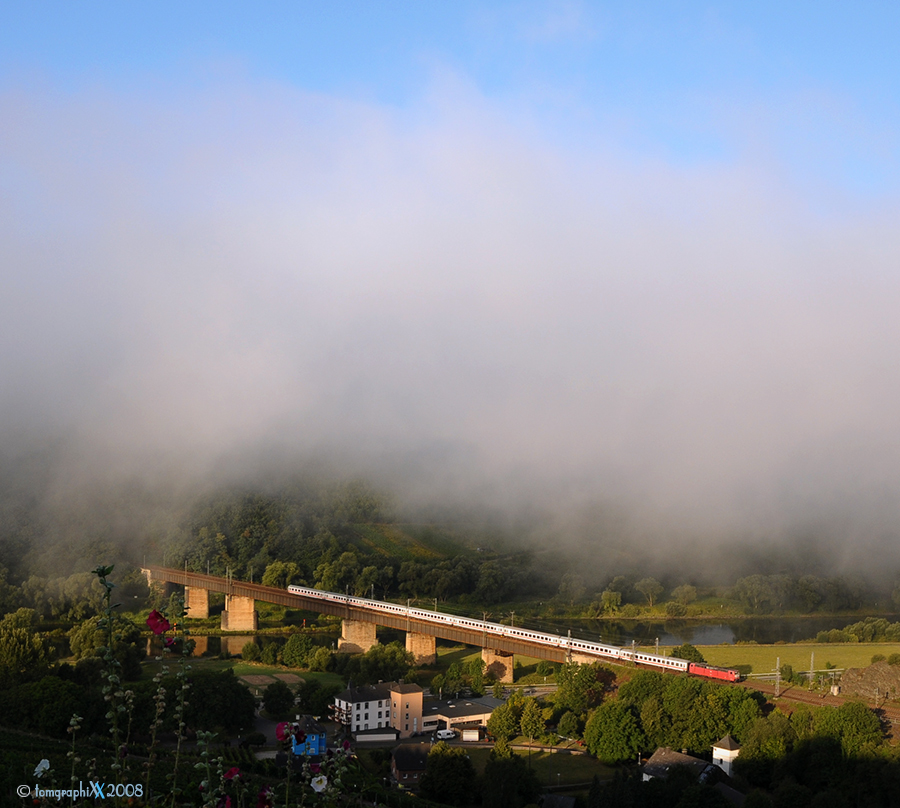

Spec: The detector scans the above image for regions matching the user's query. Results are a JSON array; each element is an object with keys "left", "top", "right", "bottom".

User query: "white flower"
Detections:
[
  {"left": 311, "top": 775, "right": 328, "bottom": 793},
  {"left": 34, "top": 759, "right": 50, "bottom": 778}
]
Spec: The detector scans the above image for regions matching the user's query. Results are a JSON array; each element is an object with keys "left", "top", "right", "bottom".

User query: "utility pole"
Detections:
[
  {"left": 510, "top": 611, "right": 515, "bottom": 628},
  {"left": 809, "top": 651, "right": 814, "bottom": 689},
  {"left": 655, "top": 637, "right": 659, "bottom": 655},
  {"left": 775, "top": 656, "right": 781, "bottom": 697}
]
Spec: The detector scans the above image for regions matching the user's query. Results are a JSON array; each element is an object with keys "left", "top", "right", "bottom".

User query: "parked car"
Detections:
[{"left": 436, "top": 729, "right": 457, "bottom": 740}]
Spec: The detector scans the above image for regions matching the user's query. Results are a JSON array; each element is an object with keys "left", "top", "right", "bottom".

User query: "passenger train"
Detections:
[{"left": 286, "top": 584, "right": 740, "bottom": 683}]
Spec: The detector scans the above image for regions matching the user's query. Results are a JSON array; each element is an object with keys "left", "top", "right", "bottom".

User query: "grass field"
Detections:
[
  {"left": 689, "top": 643, "right": 900, "bottom": 675},
  {"left": 466, "top": 746, "right": 613, "bottom": 786}
]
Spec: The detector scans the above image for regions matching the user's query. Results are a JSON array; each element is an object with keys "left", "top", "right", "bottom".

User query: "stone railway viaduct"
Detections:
[{"left": 141, "top": 565, "right": 593, "bottom": 683}]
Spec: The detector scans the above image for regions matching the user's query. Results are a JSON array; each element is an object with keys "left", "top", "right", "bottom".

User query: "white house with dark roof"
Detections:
[{"left": 333, "top": 681, "right": 423, "bottom": 739}]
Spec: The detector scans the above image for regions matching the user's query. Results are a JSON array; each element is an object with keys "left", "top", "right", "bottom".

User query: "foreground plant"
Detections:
[
  {"left": 145, "top": 598, "right": 194, "bottom": 806},
  {"left": 92, "top": 564, "right": 134, "bottom": 805}
]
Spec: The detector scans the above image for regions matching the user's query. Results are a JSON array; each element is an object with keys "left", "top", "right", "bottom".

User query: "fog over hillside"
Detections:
[{"left": 3, "top": 79, "right": 900, "bottom": 581}]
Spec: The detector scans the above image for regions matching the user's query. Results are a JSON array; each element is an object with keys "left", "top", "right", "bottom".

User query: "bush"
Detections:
[
  {"left": 282, "top": 633, "right": 313, "bottom": 668},
  {"left": 669, "top": 643, "right": 706, "bottom": 664},
  {"left": 665, "top": 602, "right": 687, "bottom": 617},
  {"left": 242, "top": 642, "right": 261, "bottom": 662},
  {"left": 889, "top": 653, "right": 900, "bottom": 666},
  {"left": 871, "top": 654, "right": 886, "bottom": 664},
  {"left": 536, "top": 660, "right": 555, "bottom": 677},
  {"left": 261, "top": 643, "right": 279, "bottom": 666},
  {"left": 557, "top": 710, "right": 580, "bottom": 739}
]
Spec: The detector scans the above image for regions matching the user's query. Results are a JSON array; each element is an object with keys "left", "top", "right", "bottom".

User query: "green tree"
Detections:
[
  {"left": 520, "top": 697, "right": 544, "bottom": 745},
  {"left": 186, "top": 669, "right": 256, "bottom": 733},
  {"left": 815, "top": 701, "right": 881, "bottom": 757},
  {"left": 261, "top": 560, "right": 303, "bottom": 589},
  {"left": 0, "top": 624, "right": 51, "bottom": 686},
  {"left": 557, "top": 710, "right": 580, "bottom": 739},
  {"left": 443, "top": 661, "right": 465, "bottom": 696},
  {"left": 640, "top": 696, "right": 668, "bottom": 748},
  {"left": 584, "top": 701, "right": 644, "bottom": 763},
  {"left": 487, "top": 703, "right": 519, "bottom": 741},
  {"left": 481, "top": 748, "right": 542, "bottom": 808},
  {"left": 536, "top": 659, "right": 555, "bottom": 677},
  {"left": 635, "top": 577, "right": 664, "bottom": 607},
  {"left": 0, "top": 607, "right": 36, "bottom": 629},
  {"left": 466, "top": 657, "right": 486, "bottom": 696},
  {"left": 356, "top": 641, "right": 414, "bottom": 684},
  {"left": 242, "top": 641, "right": 261, "bottom": 662},
  {"left": 618, "top": 670, "right": 668, "bottom": 708},
  {"left": 740, "top": 710, "right": 796, "bottom": 764},
  {"left": 555, "top": 662, "right": 609, "bottom": 714},
  {"left": 354, "top": 565, "right": 380, "bottom": 596},
  {"left": 282, "top": 633, "right": 313, "bottom": 668},
  {"left": 67, "top": 615, "right": 145, "bottom": 679},
  {"left": 308, "top": 645, "right": 332, "bottom": 672},
  {"left": 600, "top": 589, "right": 622, "bottom": 614},
  {"left": 672, "top": 584, "right": 698, "bottom": 605},
  {"left": 262, "top": 679, "right": 295, "bottom": 717},
  {"left": 261, "top": 642, "right": 279, "bottom": 665},
  {"left": 558, "top": 573, "right": 586, "bottom": 605},
  {"left": 419, "top": 741, "right": 476, "bottom": 806},
  {"left": 670, "top": 643, "right": 706, "bottom": 664},
  {"left": 0, "top": 675, "right": 87, "bottom": 736}
]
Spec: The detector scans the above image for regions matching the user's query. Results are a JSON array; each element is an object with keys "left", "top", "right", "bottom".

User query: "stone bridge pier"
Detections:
[
  {"left": 185, "top": 586, "right": 209, "bottom": 619},
  {"left": 338, "top": 619, "right": 378, "bottom": 654},
  {"left": 222, "top": 595, "right": 258, "bottom": 631},
  {"left": 406, "top": 632, "right": 437, "bottom": 665},
  {"left": 482, "top": 648, "right": 515, "bottom": 683}
]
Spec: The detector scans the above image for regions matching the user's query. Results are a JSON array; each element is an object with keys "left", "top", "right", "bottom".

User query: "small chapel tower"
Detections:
[{"left": 712, "top": 734, "right": 741, "bottom": 777}]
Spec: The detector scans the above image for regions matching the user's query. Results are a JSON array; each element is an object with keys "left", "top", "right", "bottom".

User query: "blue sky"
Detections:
[
  {"left": 3, "top": 3, "right": 900, "bottom": 555},
  {"left": 2, "top": 2, "right": 899, "bottom": 194}
]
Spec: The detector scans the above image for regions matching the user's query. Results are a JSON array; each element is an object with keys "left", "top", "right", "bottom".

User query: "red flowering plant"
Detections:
[
  {"left": 195, "top": 730, "right": 247, "bottom": 808},
  {"left": 144, "top": 596, "right": 195, "bottom": 802},
  {"left": 146, "top": 609, "right": 171, "bottom": 635}
]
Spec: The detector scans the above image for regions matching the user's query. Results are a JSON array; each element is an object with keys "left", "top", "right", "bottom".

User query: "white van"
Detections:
[{"left": 436, "top": 729, "right": 456, "bottom": 740}]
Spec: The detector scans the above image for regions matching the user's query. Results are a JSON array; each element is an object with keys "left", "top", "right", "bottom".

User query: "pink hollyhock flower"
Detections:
[
  {"left": 342, "top": 740, "right": 351, "bottom": 750},
  {"left": 224, "top": 767, "right": 240, "bottom": 781},
  {"left": 146, "top": 610, "right": 171, "bottom": 635},
  {"left": 256, "top": 787, "right": 273, "bottom": 808},
  {"left": 218, "top": 797, "right": 231, "bottom": 808},
  {"left": 164, "top": 637, "right": 175, "bottom": 648},
  {"left": 292, "top": 730, "right": 306, "bottom": 744},
  {"left": 310, "top": 763, "right": 320, "bottom": 774},
  {"left": 275, "top": 722, "right": 291, "bottom": 742}
]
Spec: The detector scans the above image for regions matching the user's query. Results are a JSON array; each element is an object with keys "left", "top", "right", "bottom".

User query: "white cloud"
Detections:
[{"left": 2, "top": 76, "right": 900, "bottom": 555}]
